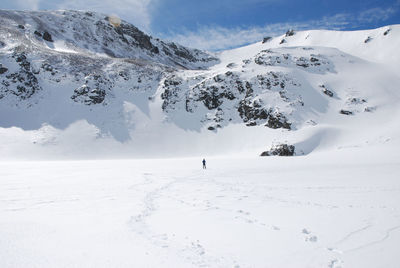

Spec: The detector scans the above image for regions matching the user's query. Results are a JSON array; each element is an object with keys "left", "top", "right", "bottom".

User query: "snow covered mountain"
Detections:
[{"left": 0, "top": 10, "right": 399, "bottom": 159}]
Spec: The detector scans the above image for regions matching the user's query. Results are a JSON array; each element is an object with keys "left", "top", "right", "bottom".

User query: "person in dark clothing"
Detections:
[{"left": 202, "top": 158, "right": 206, "bottom": 169}]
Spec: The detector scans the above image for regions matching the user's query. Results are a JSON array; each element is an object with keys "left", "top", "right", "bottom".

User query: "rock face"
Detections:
[
  {"left": 260, "top": 144, "right": 295, "bottom": 156},
  {"left": 0, "top": 9, "right": 217, "bottom": 109},
  {"left": 160, "top": 68, "right": 297, "bottom": 130}
]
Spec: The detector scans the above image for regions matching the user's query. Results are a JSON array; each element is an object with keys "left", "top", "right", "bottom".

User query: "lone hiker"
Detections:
[{"left": 202, "top": 158, "right": 206, "bottom": 169}]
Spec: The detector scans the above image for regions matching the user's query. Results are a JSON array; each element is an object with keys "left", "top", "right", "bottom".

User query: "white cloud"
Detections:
[
  {"left": 163, "top": 16, "right": 350, "bottom": 51},
  {"left": 15, "top": 0, "right": 41, "bottom": 10},
  {"left": 163, "top": 6, "right": 399, "bottom": 51},
  {"left": 358, "top": 7, "right": 397, "bottom": 23},
  {"left": 55, "top": 0, "right": 154, "bottom": 31}
]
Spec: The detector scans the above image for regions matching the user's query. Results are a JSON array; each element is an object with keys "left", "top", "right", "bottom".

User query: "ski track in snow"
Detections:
[
  {"left": 346, "top": 225, "right": 400, "bottom": 252},
  {"left": 128, "top": 172, "right": 240, "bottom": 267}
]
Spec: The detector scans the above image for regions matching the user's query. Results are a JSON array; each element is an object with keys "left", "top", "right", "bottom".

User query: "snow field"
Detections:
[{"left": 1, "top": 149, "right": 399, "bottom": 267}]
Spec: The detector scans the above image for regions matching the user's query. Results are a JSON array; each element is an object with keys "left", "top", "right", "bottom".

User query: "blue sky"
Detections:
[{"left": 1, "top": 0, "right": 399, "bottom": 50}]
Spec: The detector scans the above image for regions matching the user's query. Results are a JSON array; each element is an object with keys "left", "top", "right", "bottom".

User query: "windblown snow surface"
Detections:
[{"left": 1, "top": 10, "right": 400, "bottom": 268}]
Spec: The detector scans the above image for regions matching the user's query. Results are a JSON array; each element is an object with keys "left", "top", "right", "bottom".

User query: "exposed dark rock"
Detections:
[
  {"left": 0, "top": 67, "right": 8, "bottom": 74},
  {"left": 296, "top": 57, "right": 310, "bottom": 68},
  {"left": 254, "top": 50, "right": 333, "bottom": 74},
  {"left": 198, "top": 86, "right": 227, "bottom": 110},
  {"left": 347, "top": 97, "right": 366, "bottom": 105},
  {"left": 238, "top": 99, "right": 269, "bottom": 122},
  {"left": 260, "top": 144, "right": 295, "bottom": 156},
  {"left": 246, "top": 121, "right": 257, "bottom": 126},
  {"left": 160, "top": 75, "right": 183, "bottom": 112},
  {"left": 262, "top": 36, "right": 272, "bottom": 43},
  {"left": 319, "top": 85, "right": 334, "bottom": 97},
  {"left": 286, "top": 29, "right": 295, "bottom": 37},
  {"left": 1, "top": 52, "right": 41, "bottom": 100},
  {"left": 72, "top": 85, "right": 105, "bottom": 104},
  {"left": 383, "top": 29, "right": 391, "bottom": 36},
  {"left": 71, "top": 75, "right": 110, "bottom": 105},
  {"left": 34, "top": 30, "right": 42, "bottom": 37},
  {"left": 340, "top": 109, "right": 353, "bottom": 115},
  {"left": 151, "top": 46, "right": 159, "bottom": 54},
  {"left": 280, "top": 39, "right": 286, "bottom": 44},
  {"left": 18, "top": 24, "right": 25, "bottom": 29},
  {"left": 226, "top": 63, "right": 237, "bottom": 68},
  {"left": 161, "top": 42, "right": 211, "bottom": 63},
  {"left": 238, "top": 99, "right": 291, "bottom": 130},
  {"left": 265, "top": 113, "right": 291, "bottom": 129},
  {"left": 43, "top": 31, "right": 54, "bottom": 42},
  {"left": 364, "top": 36, "right": 372, "bottom": 43}
]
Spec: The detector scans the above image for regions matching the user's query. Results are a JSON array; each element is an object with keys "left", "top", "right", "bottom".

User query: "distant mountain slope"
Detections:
[
  {"left": 0, "top": 10, "right": 218, "bottom": 69},
  {"left": 0, "top": 10, "right": 399, "bottom": 159}
]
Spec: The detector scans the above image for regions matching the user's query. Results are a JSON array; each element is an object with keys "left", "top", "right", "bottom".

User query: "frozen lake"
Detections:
[{"left": 1, "top": 150, "right": 399, "bottom": 268}]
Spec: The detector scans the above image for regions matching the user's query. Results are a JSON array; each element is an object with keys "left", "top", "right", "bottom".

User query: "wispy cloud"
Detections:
[
  {"left": 357, "top": 6, "right": 397, "bottom": 23},
  {"left": 15, "top": 0, "right": 41, "bottom": 10},
  {"left": 162, "top": 6, "right": 399, "bottom": 51}
]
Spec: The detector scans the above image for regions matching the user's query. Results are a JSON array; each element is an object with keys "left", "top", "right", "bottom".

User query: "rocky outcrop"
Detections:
[
  {"left": 320, "top": 85, "right": 334, "bottom": 97},
  {"left": 254, "top": 48, "right": 334, "bottom": 74},
  {"left": 160, "top": 75, "right": 184, "bottom": 112},
  {"left": 262, "top": 37, "right": 272, "bottom": 43},
  {"left": 71, "top": 75, "right": 110, "bottom": 105},
  {"left": 260, "top": 144, "right": 295, "bottom": 156},
  {"left": 0, "top": 52, "right": 41, "bottom": 100},
  {"left": 238, "top": 99, "right": 291, "bottom": 129},
  {"left": 42, "top": 31, "right": 54, "bottom": 42},
  {"left": 0, "top": 66, "right": 8, "bottom": 74},
  {"left": 286, "top": 29, "right": 295, "bottom": 37},
  {"left": 340, "top": 109, "right": 353, "bottom": 115},
  {"left": 160, "top": 68, "right": 298, "bottom": 131},
  {"left": 364, "top": 36, "right": 372, "bottom": 43}
]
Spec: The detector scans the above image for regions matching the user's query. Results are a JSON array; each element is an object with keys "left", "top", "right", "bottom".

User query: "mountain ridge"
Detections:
[{"left": 1, "top": 9, "right": 399, "bottom": 159}]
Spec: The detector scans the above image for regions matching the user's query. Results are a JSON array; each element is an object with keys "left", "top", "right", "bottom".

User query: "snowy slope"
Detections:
[{"left": 0, "top": 10, "right": 400, "bottom": 159}]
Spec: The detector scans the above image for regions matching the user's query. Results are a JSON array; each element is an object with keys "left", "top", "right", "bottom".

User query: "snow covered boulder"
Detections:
[{"left": 260, "top": 144, "right": 295, "bottom": 156}]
